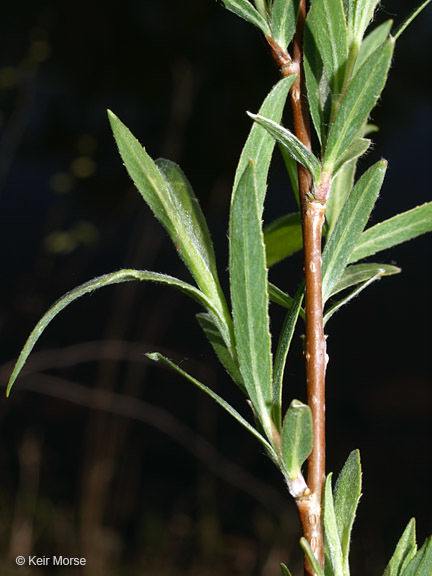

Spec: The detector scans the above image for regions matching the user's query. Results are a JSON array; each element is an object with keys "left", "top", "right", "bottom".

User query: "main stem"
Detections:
[{"left": 268, "top": 2, "right": 327, "bottom": 574}]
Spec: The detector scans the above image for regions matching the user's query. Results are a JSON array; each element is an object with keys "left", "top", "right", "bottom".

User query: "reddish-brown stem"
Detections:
[{"left": 267, "top": 0, "right": 327, "bottom": 573}]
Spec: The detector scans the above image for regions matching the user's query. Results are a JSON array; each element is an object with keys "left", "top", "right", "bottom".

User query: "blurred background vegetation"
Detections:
[{"left": 0, "top": 1, "right": 431, "bottom": 575}]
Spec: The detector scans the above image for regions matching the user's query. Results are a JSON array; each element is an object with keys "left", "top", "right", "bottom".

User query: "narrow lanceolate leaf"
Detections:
[
  {"left": 196, "top": 313, "right": 244, "bottom": 391},
  {"left": 249, "top": 113, "right": 322, "bottom": 183},
  {"left": 220, "top": 0, "right": 271, "bottom": 35},
  {"left": 304, "top": 17, "right": 330, "bottom": 145},
  {"left": 329, "top": 263, "right": 401, "bottom": 298},
  {"left": 350, "top": 202, "right": 432, "bottom": 263},
  {"left": 403, "top": 538, "right": 432, "bottom": 576},
  {"left": 322, "top": 160, "right": 387, "bottom": 302},
  {"left": 264, "top": 212, "right": 302, "bottom": 267},
  {"left": 393, "top": 0, "right": 432, "bottom": 41},
  {"left": 7, "top": 270, "right": 218, "bottom": 396},
  {"left": 324, "top": 267, "right": 399, "bottom": 326},
  {"left": 281, "top": 400, "right": 313, "bottom": 479},
  {"left": 354, "top": 19, "right": 393, "bottom": 74},
  {"left": 273, "top": 286, "right": 304, "bottom": 430},
  {"left": 324, "top": 474, "right": 345, "bottom": 576},
  {"left": 147, "top": 352, "right": 276, "bottom": 458},
  {"left": 325, "top": 155, "right": 356, "bottom": 237},
  {"left": 108, "top": 112, "right": 226, "bottom": 314},
  {"left": 332, "top": 137, "right": 371, "bottom": 176},
  {"left": 324, "top": 39, "right": 394, "bottom": 170},
  {"left": 306, "top": 0, "right": 348, "bottom": 98},
  {"left": 333, "top": 450, "right": 362, "bottom": 575},
  {"left": 235, "top": 75, "right": 296, "bottom": 212},
  {"left": 271, "top": 0, "right": 300, "bottom": 50},
  {"left": 345, "top": 0, "right": 380, "bottom": 48},
  {"left": 383, "top": 518, "right": 417, "bottom": 576},
  {"left": 229, "top": 162, "right": 273, "bottom": 433},
  {"left": 300, "top": 538, "right": 325, "bottom": 576}
]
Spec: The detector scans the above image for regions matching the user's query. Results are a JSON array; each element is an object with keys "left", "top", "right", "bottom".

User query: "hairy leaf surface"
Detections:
[
  {"left": 324, "top": 474, "right": 345, "bottom": 576},
  {"left": 384, "top": 519, "right": 417, "bottom": 576},
  {"left": 271, "top": 0, "right": 300, "bottom": 50},
  {"left": 322, "top": 161, "right": 387, "bottom": 302},
  {"left": 249, "top": 114, "right": 322, "bottom": 183},
  {"left": 235, "top": 76, "right": 296, "bottom": 212},
  {"left": 281, "top": 399, "right": 313, "bottom": 479},
  {"left": 350, "top": 202, "right": 432, "bottom": 263},
  {"left": 230, "top": 162, "right": 273, "bottom": 433},
  {"left": 324, "top": 39, "right": 394, "bottom": 170},
  {"left": 334, "top": 450, "right": 362, "bottom": 574}
]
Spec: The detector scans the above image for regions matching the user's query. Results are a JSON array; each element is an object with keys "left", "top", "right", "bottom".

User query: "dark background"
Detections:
[{"left": 0, "top": 1, "right": 431, "bottom": 575}]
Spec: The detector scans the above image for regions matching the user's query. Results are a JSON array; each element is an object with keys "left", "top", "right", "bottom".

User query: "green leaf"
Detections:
[
  {"left": 281, "top": 399, "right": 313, "bottom": 480},
  {"left": 325, "top": 157, "right": 356, "bottom": 237},
  {"left": 108, "top": 112, "right": 226, "bottom": 315},
  {"left": 249, "top": 113, "right": 322, "bottom": 183},
  {"left": 7, "top": 269, "right": 219, "bottom": 396},
  {"left": 345, "top": 0, "right": 380, "bottom": 48},
  {"left": 384, "top": 519, "right": 417, "bottom": 576},
  {"left": 304, "top": 16, "right": 330, "bottom": 145},
  {"left": 300, "top": 538, "right": 325, "bottom": 576},
  {"left": 332, "top": 137, "right": 371, "bottom": 176},
  {"left": 329, "top": 263, "right": 401, "bottom": 298},
  {"left": 322, "top": 160, "right": 387, "bottom": 302},
  {"left": 229, "top": 162, "right": 273, "bottom": 435},
  {"left": 196, "top": 312, "right": 244, "bottom": 391},
  {"left": 147, "top": 352, "right": 277, "bottom": 458},
  {"left": 393, "top": 0, "right": 432, "bottom": 41},
  {"left": 264, "top": 212, "right": 302, "bottom": 267},
  {"left": 306, "top": 0, "right": 348, "bottom": 99},
  {"left": 235, "top": 75, "right": 296, "bottom": 212},
  {"left": 324, "top": 39, "right": 394, "bottom": 170},
  {"left": 402, "top": 537, "right": 432, "bottom": 576},
  {"left": 272, "top": 286, "right": 304, "bottom": 430},
  {"left": 324, "top": 474, "right": 345, "bottom": 576},
  {"left": 280, "top": 563, "right": 293, "bottom": 576},
  {"left": 271, "top": 0, "right": 300, "bottom": 50},
  {"left": 324, "top": 266, "right": 399, "bottom": 326},
  {"left": 354, "top": 19, "right": 393, "bottom": 74},
  {"left": 333, "top": 450, "right": 362, "bottom": 575},
  {"left": 350, "top": 202, "right": 432, "bottom": 263},
  {"left": 220, "top": 0, "right": 271, "bottom": 35}
]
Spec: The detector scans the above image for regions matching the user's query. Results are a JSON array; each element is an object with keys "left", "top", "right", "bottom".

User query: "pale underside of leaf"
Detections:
[
  {"left": 249, "top": 113, "right": 322, "bottom": 183},
  {"left": 220, "top": 0, "right": 271, "bottom": 35}
]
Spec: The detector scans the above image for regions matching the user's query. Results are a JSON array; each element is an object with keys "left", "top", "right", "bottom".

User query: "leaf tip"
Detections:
[{"left": 146, "top": 352, "right": 161, "bottom": 362}]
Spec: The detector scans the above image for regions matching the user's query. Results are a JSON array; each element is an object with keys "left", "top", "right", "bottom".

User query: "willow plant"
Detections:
[{"left": 7, "top": 1, "right": 432, "bottom": 575}]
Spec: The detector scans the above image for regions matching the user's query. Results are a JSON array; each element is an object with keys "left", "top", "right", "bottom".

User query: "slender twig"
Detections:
[{"left": 267, "top": 1, "right": 327, "bottom": 573}]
